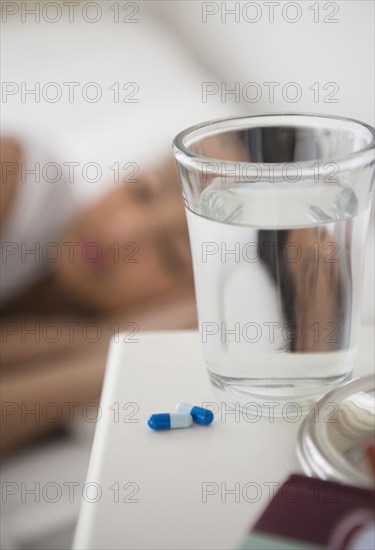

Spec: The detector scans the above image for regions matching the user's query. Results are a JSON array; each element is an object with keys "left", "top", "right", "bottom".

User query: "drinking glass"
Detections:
[{"left": 173, "top": 114, "right": 374, "bottom": 414}]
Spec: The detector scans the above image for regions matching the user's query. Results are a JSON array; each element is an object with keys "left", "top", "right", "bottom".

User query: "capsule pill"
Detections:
[
  {"left": 176, "top": 402, "right": 214, "bottom": 425},
  {"left": 147, "top": 412, "right": 193, "bottom": 431}
]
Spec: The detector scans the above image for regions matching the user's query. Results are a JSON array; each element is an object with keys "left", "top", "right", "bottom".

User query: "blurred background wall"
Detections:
[{"left": 2, "top": 1, "right": 374, "bottom": 199}]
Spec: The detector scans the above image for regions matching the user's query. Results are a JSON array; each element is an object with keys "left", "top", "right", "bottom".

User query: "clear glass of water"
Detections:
[{"left": 173, "top": 114, "right": 374, "bottom": 414}]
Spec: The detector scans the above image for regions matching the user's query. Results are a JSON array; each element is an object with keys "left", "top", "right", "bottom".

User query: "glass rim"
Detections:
[{"left": 173, "top": 113, "right": 375, "bottom": 176}]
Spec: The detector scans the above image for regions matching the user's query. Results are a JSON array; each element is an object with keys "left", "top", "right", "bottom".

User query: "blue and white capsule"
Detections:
[
  {"left": 176, "top": 403, "right": 214, "bottom": 426},
  {"left": 147, "top": 412, "right": 193, "bottom": 431}
]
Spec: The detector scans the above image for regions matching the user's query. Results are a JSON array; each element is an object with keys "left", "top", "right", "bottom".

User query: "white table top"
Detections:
[{"left": 73, "top": 327, "right": 374, "bottom": 550}]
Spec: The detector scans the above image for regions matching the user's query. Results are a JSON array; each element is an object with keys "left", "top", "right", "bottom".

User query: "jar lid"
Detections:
[{"left": 297, "top": 374, "right": 375, "bottom": 488}]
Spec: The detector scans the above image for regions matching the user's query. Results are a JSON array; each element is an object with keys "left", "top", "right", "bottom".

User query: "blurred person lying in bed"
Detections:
[{"left": 0, "top": 136, "right": 196, "bottom": 455}]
